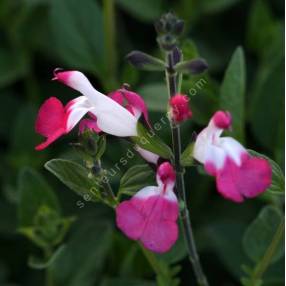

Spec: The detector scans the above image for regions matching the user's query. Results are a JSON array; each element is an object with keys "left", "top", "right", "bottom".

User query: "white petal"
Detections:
[
  {"left": 205, "top": 144, "right": 227, "bottom": 171},
  {"left": 218, "top": 137, "right": 247, "bottom": 166},
  {"left": 90, "top": 95, "right": 138, "bottom": 137},
  {"left": 134, "top": 186, "right": 159, "bottom": 199},
  {"left": 135, "top": 146, "right": 159, "bottom": 164},
  {"left": 66, "top": 96, "right": 92, "bottom": 131}
]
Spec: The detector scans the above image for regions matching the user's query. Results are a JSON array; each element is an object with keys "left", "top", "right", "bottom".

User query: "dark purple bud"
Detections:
[
  {"left": 175, "top": 58, "right": 208, "bottom": 74},
  {"left": 126, "top": 51, "right": 165, "bottom": 71}
]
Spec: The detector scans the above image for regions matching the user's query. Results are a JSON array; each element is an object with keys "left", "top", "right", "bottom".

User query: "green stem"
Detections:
[
  {"left": 103, "top": 0, "right": 118, "bottom": 89},
  {"left": 165, "top": 50, "right": 209, "bottom": 286},
  {"left": 251, "top": 220, "right": 284, "bottom": 283},
  {"left": 44, "top": 248, "right": 53, "bottom": 286}
]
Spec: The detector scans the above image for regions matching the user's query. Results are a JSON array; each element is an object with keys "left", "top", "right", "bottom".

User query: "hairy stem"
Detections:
[{"left": 165, "top": 50, "right": 209, "bottom": 286}]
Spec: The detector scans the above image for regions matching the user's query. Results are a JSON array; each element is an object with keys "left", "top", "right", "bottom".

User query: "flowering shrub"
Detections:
[{"left": 0, "top": 2, "right": 284, "bottom": 286}]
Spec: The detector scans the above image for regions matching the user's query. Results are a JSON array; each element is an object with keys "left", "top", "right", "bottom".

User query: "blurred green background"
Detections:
[{"left": 0, "top": 0, "right": 284, "bottom": 285}]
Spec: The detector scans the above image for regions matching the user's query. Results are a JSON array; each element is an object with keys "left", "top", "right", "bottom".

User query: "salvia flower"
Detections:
[
  {"left": 193, "top": 111, "right": 272, "bottom": 202},
  {"left": 169, "top": 94, "right": 192, "bottom": 123},
  {"left": 116, "top": 162, "right": 179, "bottom": 253},
  {"left": 35, "top": 70, "right": 140, "bottom": 150}
]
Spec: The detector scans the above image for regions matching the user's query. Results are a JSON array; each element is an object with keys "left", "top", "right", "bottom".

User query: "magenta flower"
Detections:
[
  {"left": 193, "top": 111, "right": 272, "bottom": 202},
  {"left": 116, "top": 162, "right": 179, "bottom": 253},
  {"left": 169, "top": 94, "right": 192, "bottom": 123}
]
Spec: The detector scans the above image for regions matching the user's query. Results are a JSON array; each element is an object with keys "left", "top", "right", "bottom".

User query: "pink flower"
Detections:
[
  {"left": 169, "top": 94, "right": 192, "bottom": 123},
  {"left": 35, "top": 70, "right": 140, "bottom": 150},
  {"left": 116, "top": 162, "right": 179, "bottom": 253},
  {"left": 193, "top": 111, "right": 272, "bottom": 202}
]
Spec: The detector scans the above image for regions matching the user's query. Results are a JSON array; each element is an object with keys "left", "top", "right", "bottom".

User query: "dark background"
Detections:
[{"left": 0, "top": 0, "right": 284, "bottom": 285}]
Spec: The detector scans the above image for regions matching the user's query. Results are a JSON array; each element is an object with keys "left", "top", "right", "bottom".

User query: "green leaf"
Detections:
[
  {"left": 0, "top": 47, "right": 29, "bottom": 88},
  {"left": 246, "top": 0, "right": 282, "bottom": 59},
  {"left": 95, "top": 135, "right": 107, "bottom": 160},
  {"left": 248, "top": 150, "right": 284, "bottom": 195},
  {"left": 18, "top": 168, "right": 60, "bottom": 227},
  {"left": 249, "top": 58, "right": 284, "bottom": 154},
  {"left": 243, "top": 206, "right": 284, "bottom": 264},
  {"left": 50, "top": 0, "right": 104, "bottom": 75},
  {"left": 137, "top": 83, "right": 168, "bottom": 112},
  {"left": 180, "top": 143, "right": 194, "bottom": 167},
  {"left": 28, "top": 245, "right": 66, "bottom": 269},
  {"left": 45, "top": 159, "right": 101, "bottom": 201},
  {"left": 116, "top": 0, "right": 163, "bottom": 22},
  {"left": 220, "top": 46, "right": 246, "bottom": 142},
  {"left": 182, "top": 75, "right": 219, "bottom": 125},
  {"left": 119, "top": 164, "right": 155, "bottom": 196},
  {"left": 197, "top": 220, "right": 249, "bottom": 278},
  {"left": 51, "top": 221, "right": 113, "bottom": 286},
  {"left": 132, "top": 123, "right": 173, "bottom": 159}
]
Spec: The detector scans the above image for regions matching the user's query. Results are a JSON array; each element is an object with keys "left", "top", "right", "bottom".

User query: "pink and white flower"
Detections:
[
  {"left": 35, "top": 70, "right": 140, "bottom": 150},
  {"left": 116, "top": 162, "right": 179, "bottom": 253},
  {"left": 193, "top": 111, "right": 272, "bottom": 203}
]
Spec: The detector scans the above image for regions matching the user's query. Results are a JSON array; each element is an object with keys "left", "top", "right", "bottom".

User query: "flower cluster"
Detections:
[{"left": 35, "top": 70, "right": 272, "bottom": 253}]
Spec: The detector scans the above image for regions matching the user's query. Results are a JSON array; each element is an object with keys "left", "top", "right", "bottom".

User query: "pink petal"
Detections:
[
  {"left": 35, "top": 97, "right": 66, "bottom": 137},
  {"left": 124, "top": 90, "right": 150, "bottom": 127},
  {"left": 212, "top": 111, "right": 232, "bottom": 129},
  {"left": 116, "top": 193, "right": 179, "bottom": 253},
  {"left": 79, "top": 118, "right": 101, "bottom": 134},
  {"left": 108, "top": 91, "right": 124, "bottom": 105},
  {"left": 216, "top": 154, "right": 272, "bottom": 202},
  {"left": 35, "top": 97, "right": 67, "bottom": 150},
  {"left": 116, "top": 200, "right": 145, "bottom": 240}
]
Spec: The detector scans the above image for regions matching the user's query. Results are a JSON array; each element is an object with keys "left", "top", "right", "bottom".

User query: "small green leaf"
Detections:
[
  {"left": 126, "top": 51, "right": 165, "bottom": 71},
  {"left": 28, "top": 245, "right": 66, "bottom": 270},
  {"left": 95, "top": 135, "right": 106, "bottom": 160},
  {"left": 220, "top": 46, "right": 246, "bottom": 142},
  {"left": 242, "top": 206, "right": 284, "bottom": 264},
  {"left": 45, "top": 159, "right": 101, "bottom": 201},
  {"left": 132, "top": 123, "right": 173, "bottom": 159},
  {"left": 137, "top": 83, "right": 168, "bottom": 112},
  {"left": 50, "top": 0, "right": 104, "bottom": 76},
  {"left": 180, "top": 143, "right": 194, "bottom": 167},
  {"left": 248, "top": 150, "right": 284, "bottom": 195},
  {"left": 119, "top": 164, "right": 155, "bottom": 196},
  {"left": 18, "top": 168, "right": 60, "bottom": 227}
]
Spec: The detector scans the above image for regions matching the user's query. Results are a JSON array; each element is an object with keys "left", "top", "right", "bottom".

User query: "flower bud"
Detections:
[{"left": 169, "top": 94, "right": 192, "bottom": 123}]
